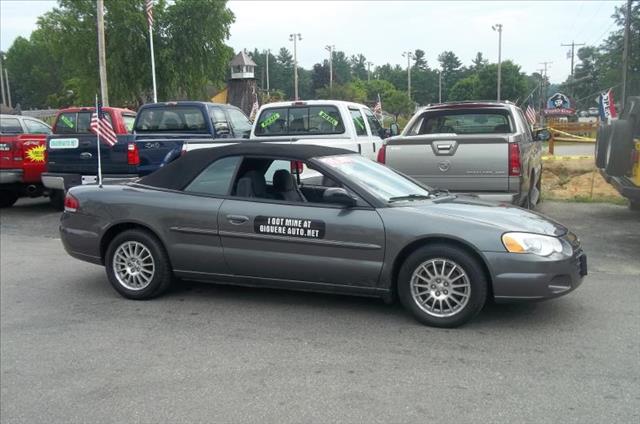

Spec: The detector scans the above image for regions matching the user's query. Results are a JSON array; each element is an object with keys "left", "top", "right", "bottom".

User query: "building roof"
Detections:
[{"left": 230, "top": 51, "right": 256, "bottom": 67}]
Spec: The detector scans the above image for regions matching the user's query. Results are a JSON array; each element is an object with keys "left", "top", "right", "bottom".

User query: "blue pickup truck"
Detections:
[{"left": 42, "top": 101, "right": 252, "bottom": 209}]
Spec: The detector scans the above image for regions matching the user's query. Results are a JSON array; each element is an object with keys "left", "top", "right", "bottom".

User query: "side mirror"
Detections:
[
  {"left": 323, "top": 187, "right": 357, "bottom": 208},
  {"left": 390, "top": 122, "right": 400, "bottom": 136},
  {"left": 379, "top": 127, "right": 392, "bottom": 139},
  {"left": 534, "top": 128, "right": 550, "bottom": 141}
]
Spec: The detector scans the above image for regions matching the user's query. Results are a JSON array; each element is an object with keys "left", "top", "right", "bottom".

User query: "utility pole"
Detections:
[
  {"left": 266, "top": 49, "right": 270, "bottom": 93},
  {"left": 96, "top": 0, "right": 109, "bottom": 105},
  {"left": 621, "top": 0, "right": 632, "bottom": 107},
  {"left": 438, "top": 69, "right": 442, "bottom": 103},
  {"left": 4, "top": 69, "right": 11, "bottom": 108},
  {"left": 367, "top": 61, "right": 373, "bottom": 82},
  {"left": 0, "top": 53, "right": 6, "bottom": 106},
  {"left": 325, "top": 45, "right": 334, "bottom": 91},
  {"left": 560, "top": 40, "right": 585, "bottom": 77},
  {"left": 492, "top": 24, "right": 503, "bottom": 101},
  {"left": 539, "top": 62, "right": 552, "bottom": 125},
  {"left": 402, "top": 51, "right": 414, "bottom": 99},
  {"left": 289, "top": 33, "right": 302, "bottom": 100},
  {"left": 537, "top": 68, "right": 545, "bottom": 125}
]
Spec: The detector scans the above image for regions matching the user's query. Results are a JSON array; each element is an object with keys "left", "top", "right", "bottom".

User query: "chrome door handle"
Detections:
[
  {"left": 436, "top": 144, "right": 452, "bottom": 150},
  {"left": 226, "top": 215, "right": 249, "bottom": 225}
]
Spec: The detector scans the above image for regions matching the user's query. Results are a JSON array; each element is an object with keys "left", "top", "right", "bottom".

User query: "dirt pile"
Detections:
[{"left": 542, "top": 157, "right": 623, "bottom": 202}]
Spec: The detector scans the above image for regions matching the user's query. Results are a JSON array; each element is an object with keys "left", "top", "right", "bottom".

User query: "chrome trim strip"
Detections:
[{"left": 218, "top": 230, "right": 382, "bottom": 250}]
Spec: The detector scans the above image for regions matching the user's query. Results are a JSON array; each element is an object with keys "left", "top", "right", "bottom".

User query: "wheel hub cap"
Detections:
[
  {"left": 410, "top": 258, "right": 471, "bottom": 318},
  {"left": 113, "top": 241, "right": 155, "bottom": 291}
]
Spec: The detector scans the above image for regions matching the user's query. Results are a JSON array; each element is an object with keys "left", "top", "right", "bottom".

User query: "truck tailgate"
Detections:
[
  {"left": 385, "top": 135, "right": 510, "bottom": 191},
  {"left": 47, "top": 134, "right": 135, "bottom": 175}
]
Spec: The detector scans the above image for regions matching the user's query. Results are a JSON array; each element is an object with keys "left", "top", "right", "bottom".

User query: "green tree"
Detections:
[
  {"left": 449, "top": 75, "right": 479, "bottom": 101},
  {"left": 413, "top": 49, "right": 428, "bottom": 71},
  {"left": 384, "top": 90, "right": 414, "bottom": 120},
  {"left": 437, "top": 51, "right": 463, "bottom": 101},
  {"left": 471, "top": 52, "right": 488, "bottom": 71},
  {"left": 315, "top": 82, "right": 366, "bottom": 103},
  {"left": 349, "top": 54, "right": 368, "bottom": 80}
]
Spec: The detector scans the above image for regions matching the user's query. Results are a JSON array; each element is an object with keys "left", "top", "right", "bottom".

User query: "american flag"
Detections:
[
  {"left": 525, "top": 103, "right": 537, "bottom": 126},
  {"left": 249, "top": 88, "right": 259, "bottom": 121},
  {"left": 145, "top": 0, "right": 154, "bottom": 27},
  {"left": 90, "top": 103, "right": 118, "bottom": 146},
  {"left": 373, "top": 93, "right": 382, "bottom": 119}
]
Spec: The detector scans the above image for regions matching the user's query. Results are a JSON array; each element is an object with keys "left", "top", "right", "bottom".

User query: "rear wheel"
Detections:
[
  {"left": 595, "top": 124, "right": 612, "bottom": 168},
  {"left": 105, "top": 229, "right": 173, "bottom": 300},
  {"left": 0, "top": 190, "right": 18, "bottom": 208},
  {"left": 49, "top": 189, "right": 65, "bottom": 211},
  {"left": 398, "top": 244, "right": 487, "bottom": 328},
  {"left": 604, "top": 120, "right": 634, "bottom": 177}
]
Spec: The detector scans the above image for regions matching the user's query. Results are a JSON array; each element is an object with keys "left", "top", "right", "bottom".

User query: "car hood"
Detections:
[{"left": 403, "top": 195, "right": 568, "bottom": 236}]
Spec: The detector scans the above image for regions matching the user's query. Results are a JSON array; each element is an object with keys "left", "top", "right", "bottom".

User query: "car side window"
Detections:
[
  {"left": 184, "top": 156, "right": 241, "bottom": 196},
  {"left": 0, "top": 117, "right": 23, "bottom": 134},
  {"left": 226, "top": 108, "right": 252, "bottom": 137},
  {"left": 54, "top": 113, "right": 77, "bottom": 134},
  {"left": 363, "top": 109, "right": 382, "bottom": 136},
  {"left": 349, "top": 109, "right": 367, "bottom": 136},
  {"left": 24, "top": 119, "right": 51, "bottom": 134},
  {"left": 210, "top": 107, "right": 231, "bottom": 137}
]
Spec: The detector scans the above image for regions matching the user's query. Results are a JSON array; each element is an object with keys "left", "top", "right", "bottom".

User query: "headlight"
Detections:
[{"left": 502, "top": 232, "right": 567, "bottom": 257}]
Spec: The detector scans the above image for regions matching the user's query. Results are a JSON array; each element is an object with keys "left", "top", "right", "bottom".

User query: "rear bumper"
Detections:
[
  {"left": 42, "top": 172, "right": 139, "bottom": 191},
  {"left": 485, "top": 249, "right": 586, "bottom": 301},
  {"left": 0, "top": 169, "right": 23, "bottom": 184}
]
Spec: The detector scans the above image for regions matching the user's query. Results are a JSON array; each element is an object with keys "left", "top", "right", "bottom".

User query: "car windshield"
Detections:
[{"left": 317, "top": 155, "right": 431, "bottom": 203}]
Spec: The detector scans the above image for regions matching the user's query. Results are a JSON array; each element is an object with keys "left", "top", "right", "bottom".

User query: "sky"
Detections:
[{"left": 0, "top": 0, "right": 624, "bottom": 84}]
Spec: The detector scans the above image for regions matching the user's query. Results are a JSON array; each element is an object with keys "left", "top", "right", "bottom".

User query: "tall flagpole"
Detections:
[
  {"left": 146, "top": 0, "right": 158, "bottom": 103},
  {"left": 95, "top": 95, "right": 103, "bottom": 188}
]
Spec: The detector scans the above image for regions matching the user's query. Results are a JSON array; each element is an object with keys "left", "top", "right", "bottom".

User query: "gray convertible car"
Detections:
[{"left": 60, "top": 144, "right": 586, "bottom": 327}]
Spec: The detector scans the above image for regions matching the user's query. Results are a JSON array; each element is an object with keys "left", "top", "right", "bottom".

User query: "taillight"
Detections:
[
  {"left": 127, "top": 143, "right": 140, "bottom": 166},
  {"left": 509, "top": 143, "right": 521, "bottom": 176},
  {"left": 64, "top": 192, "right": 79, "bottom": 212},
  {"left": 290, "top": 160, "right": 304, "bottom": 174},
  {"left": 377, "top": 144, "right": 386, "bottom": 164}
]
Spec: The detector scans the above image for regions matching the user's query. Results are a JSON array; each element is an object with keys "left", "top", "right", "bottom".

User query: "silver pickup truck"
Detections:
[{"left": 378, "top": 101, "right": 542, "bottom": 208}]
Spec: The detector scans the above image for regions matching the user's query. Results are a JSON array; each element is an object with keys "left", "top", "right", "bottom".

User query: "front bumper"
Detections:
[
  {"left": 486, "top": 248, "right": 586, "bottom": 301},
  {"left": 0, "top": 169, "right": 24, "bottom": 184},
  {"left": 42, "top": 172, "right": 139, "bottom": 191}
]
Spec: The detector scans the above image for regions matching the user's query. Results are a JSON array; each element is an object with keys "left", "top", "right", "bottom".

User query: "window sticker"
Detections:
[
  {"left": 254, "top": 216, "right": 325, "bottom": 239},
  {"left": 318, "top": 110, "right": 339, "bottom": 127},
  {"left": 354, "top": 117, "right": 365, "bottom": 131},
  {"left": 260, "top": 112, "right": 281, "bottom": 128},
  {"left": 60, "top": 115, "right": 75, "bottom": 128}
]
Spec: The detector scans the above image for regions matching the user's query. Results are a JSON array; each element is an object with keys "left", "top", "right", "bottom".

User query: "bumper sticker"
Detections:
[
  {"left": 25, "top": 145, "right": 46, "bottom": 162},
  {"left": 254, "top": 216, "right": 325, "bottom": 239}
]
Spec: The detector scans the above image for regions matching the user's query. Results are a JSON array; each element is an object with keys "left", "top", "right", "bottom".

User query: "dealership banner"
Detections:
[
  {"left": 544, "top": 93, "right": 575, "bottom": 116},
  {"left": 598, "top": 89, "right": 617, "bottom": 123}
]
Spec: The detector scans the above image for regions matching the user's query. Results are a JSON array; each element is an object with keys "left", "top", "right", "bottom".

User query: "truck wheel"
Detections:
[
  {"left": 605, "top": 120, "right": 634, "bottom": 177},
  {"left": 397, "top": 244, "right": 487, "bottom": 328},
  {"left": 595, "top": 124, "right": 611, "bottom": 168},
  {"left": 105, "top": 229, "right": 173, "bottom": 300},
  {"left": 49, "top": 189, "right": 65, "bottom": 211},
  {"left": 0, "top": 190, "right": 19, "bottom": 208}
]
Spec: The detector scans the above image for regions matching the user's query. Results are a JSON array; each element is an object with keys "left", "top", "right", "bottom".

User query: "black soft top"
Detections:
[{"left": 138, "top": 142, "right": 353, "bottom": 190}]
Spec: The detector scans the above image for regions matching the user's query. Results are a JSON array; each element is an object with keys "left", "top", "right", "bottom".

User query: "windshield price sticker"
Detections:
[
  {"left": 260, "top": 112, "right": 281, "bottom": 128},
  {"left": 60, "top": 115, "right": 75, "bottom": 128},
  {"left": 49, "top": 138, "right": 79, "bottom": 149},
  {"left": 318, "top": 110, "right": 339, "bottom": 127},
  {"left": 255, "top": 216, "right": 325, "bottom": 239}
]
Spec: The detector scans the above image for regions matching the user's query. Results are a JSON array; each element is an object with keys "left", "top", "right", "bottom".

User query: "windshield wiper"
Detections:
[{"left": 388, "top": 194, "right": 431, "bottom": 203}]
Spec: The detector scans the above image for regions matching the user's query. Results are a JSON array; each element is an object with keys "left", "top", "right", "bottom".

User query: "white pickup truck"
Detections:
[{"left": 182, "top": 100, "right": 388, "bottom": 160}]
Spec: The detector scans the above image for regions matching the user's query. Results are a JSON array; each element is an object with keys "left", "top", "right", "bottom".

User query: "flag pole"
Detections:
[
  {"left": 95, "top": 94, "right": 103, "bottom": 188},
  {"left": 147, "top": 1, "right": 158, "bottom": 103}
]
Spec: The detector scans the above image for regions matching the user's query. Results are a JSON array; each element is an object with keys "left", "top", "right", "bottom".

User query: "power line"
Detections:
[{"left": 561, "top": 41, "right": 585, "bottom": 77}]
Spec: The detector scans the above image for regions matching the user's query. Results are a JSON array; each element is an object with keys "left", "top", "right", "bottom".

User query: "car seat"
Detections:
[
  {"left": 236, "top": 171, "right": 268, "bottom": 198},
  {"left": 273, "top": 169, "right": 305, "bottom": 202}
]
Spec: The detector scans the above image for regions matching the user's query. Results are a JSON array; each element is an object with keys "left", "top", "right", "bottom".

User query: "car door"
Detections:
[
  {"left": 349, "top": 107, "right": 374, "bottom": 159},
  {"left": 218, "top": 158, "right": 385, "bottom": 288},
  {"left": 362, "top": 107, "right": 384, "bottom": 159}
]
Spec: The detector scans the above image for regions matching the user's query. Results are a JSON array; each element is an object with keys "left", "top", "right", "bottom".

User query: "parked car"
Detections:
[
  {"left": 182, "top": 100, "right": 388, "bottom": 156},
  {"left": 0, "top": 114, "right": 52, "bottom": 207},
  {"left": 596, "top": 96, "right": 640, "bottom": 211},
  {"left": 59, "top": 143, "right": 586, "bottom": 328},
  {"left": 378, "top": 101, "right": 542, "bottom": 208},
  {"left": 42, "top": 101, "right": 251, "bottom": 209},
  {"left": 41, "top": 106, "right": 136, "bottom": 209}
]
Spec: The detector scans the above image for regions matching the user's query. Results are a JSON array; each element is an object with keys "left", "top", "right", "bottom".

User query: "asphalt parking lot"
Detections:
[{"left": 1, "top": 198, "right": 639, "bottom": 424}]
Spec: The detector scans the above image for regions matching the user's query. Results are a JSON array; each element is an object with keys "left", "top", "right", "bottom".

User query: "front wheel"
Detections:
[
  {"left": 105, "top": 229, "right": 173, "bottom": 300},
  {"left": 398, "top": 244, "right": 487, "bottom": 328}
]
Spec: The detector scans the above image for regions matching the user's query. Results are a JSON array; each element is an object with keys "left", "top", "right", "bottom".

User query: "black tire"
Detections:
[
  {"left": 0, "top": 190, "right": 19, "bottom": 208},
  {"left": 105, "top": 229, "right": 173, "bottom": 300},
  {"left": 604, "top": 119, "right": 634, "bottom": 177},
  {"left": 536, "top": 168, "right": 543, "bottom": 204},
  {"left": 397, "top": 244, "right": 488, "bottom": 328},
  {"left": 595, "top": 124, "right": 612, "bottom": 169},
  {"left": 49, "top": 189, "right": 65, "bottom": 211}
]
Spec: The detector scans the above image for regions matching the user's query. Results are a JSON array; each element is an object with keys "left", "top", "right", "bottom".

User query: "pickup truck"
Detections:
[
  {"left": 42, "top": 101, "right": 252, "bottom": 209},
  {"left": 378, "top": 101, "right": 542, "bottom": 208},
  {"left": 0, "top": 114, "right": 52, "bottom": 207},
  {"left": 183, "top": 99, "right": 389, "bottom": 154},
  {"left": 596, "top": 96, "right": 640, "bottom": 211}
]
